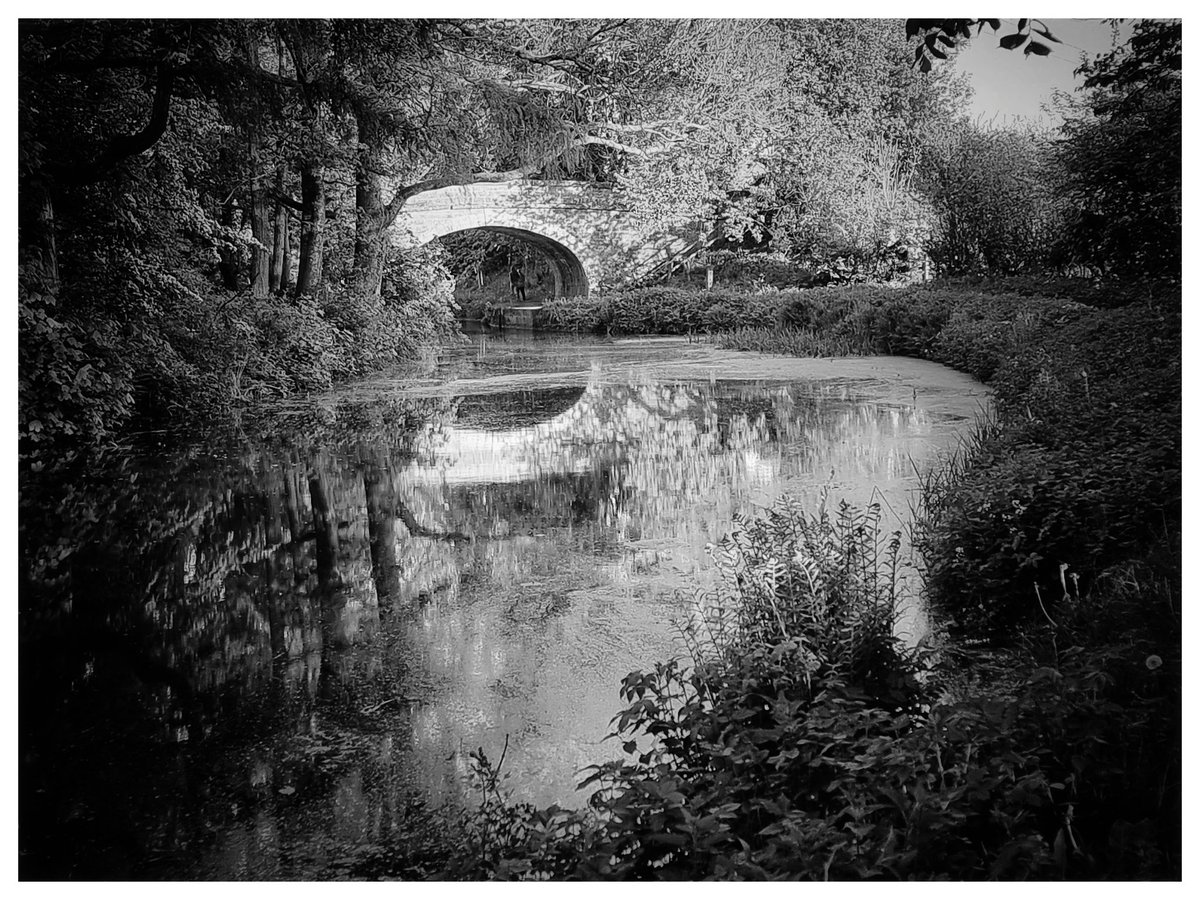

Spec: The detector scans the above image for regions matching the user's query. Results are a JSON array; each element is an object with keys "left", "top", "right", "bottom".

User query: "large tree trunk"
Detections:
[
  {"left": 352, "top": 114, "right": 388, "bottom": 299},
  {"left": 295, "top": 158, "right": 325, "bottom": 298},
  {"left": 244, "top": 36, "right": 272, "bottom": 299},
  {"left": 248, "top": 138, "right": 272, "bottom": 299},
  {"left": 19, "top": 177, "right": 60, "bottom": 294}
]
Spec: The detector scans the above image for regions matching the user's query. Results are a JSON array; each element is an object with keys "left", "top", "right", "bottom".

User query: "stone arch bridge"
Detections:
[{"left": 393, "top": 180, "right": 698, "bottom": 298}]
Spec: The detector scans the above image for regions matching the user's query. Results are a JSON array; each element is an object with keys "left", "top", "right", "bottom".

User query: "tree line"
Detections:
[{"left": 17, "top": 18, "right": 1181, "bottom": 450}]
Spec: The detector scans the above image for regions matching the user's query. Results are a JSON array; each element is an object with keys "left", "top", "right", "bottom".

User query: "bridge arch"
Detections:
[
  {"left": 394, "top": 181, "right": 700, "bottom": 297},
  {"left": 435, "top": 225, "right": 588, "bottom": 299}
]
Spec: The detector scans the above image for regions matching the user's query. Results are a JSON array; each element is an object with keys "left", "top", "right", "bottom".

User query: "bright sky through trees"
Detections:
[{"left": 952, "top": 18, "right": 1131, "bottom": 126}]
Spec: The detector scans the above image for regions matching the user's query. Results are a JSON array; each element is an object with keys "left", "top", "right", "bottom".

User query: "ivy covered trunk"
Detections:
[
  {"left": 248, "top": 128, "right": 273, "bottom": 299},
  {"left": 352, "top": 115, "right": 389, "bottom": 300},
  {"left": 270, "top": 168, "right": 288, "bottom": 293}
]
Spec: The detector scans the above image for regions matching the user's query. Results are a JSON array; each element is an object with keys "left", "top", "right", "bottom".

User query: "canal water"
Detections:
[{"left": 19, "top": 334, "right": 988, "bottom": 879}]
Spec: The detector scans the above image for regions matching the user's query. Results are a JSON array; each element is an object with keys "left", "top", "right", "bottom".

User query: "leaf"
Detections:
[
  {"left": 278, "top": 785, "right": 296, "bottom": 795},
  {"left": 1033, "top": 22, "right": 1062, "bottom": 43},
  {"left": 1018, "top": 19, "right": 1029, "bottom": 32},
  {"left": 999, "top": 33, "right": 1029, "bottom": 51},
  {"left": 1025, "top": 41, "right": 1052, "bottom": 57},
  {"left": 648, "top": 833, "right": 688, "bottom": 848}
]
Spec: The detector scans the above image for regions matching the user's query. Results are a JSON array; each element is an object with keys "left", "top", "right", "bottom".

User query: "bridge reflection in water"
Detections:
[{"left": 20, "top": 371, "right": 959, "bottom": 879}]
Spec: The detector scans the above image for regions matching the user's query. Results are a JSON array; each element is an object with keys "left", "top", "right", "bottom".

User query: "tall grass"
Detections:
[{"left": 713, "top": 325, "right": 865, "bottom": 357}]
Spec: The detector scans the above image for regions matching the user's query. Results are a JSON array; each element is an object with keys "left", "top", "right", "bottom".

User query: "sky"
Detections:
[{"left": 948, "top": 18, "right": 1135, "bottom": 127}]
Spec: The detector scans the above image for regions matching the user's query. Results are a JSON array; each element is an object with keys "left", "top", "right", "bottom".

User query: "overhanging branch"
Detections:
[{"left": 54, "top": 59, "right": 177, "bottom": 186}]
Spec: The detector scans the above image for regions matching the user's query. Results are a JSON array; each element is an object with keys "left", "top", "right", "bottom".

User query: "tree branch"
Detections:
[
  {"left": 55, "top": 59, "right": 177, "bottom": 186},
  {"left": 377, "top": 121, "right": 678, "bottom": 228}
]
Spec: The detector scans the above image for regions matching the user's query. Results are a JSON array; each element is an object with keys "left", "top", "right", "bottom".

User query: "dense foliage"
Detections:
[
  {"left": 609, "top": 19, "right": 965, "bottom": 282},
  {"left": 1053, "top": 20, "right": 1181, "bottom": 277},
  {"left": 918, "top": 123, "right": 1062, "bottom": 277}
]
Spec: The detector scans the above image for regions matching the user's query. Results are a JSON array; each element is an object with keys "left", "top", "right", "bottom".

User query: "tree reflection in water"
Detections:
[{"left": 20, "top": 373, "right": 971, "bottom": 879}]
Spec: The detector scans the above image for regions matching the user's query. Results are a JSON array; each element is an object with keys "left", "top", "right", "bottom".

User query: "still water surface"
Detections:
[{"left": 19, "top": 334, "right": 987, "bottom": 879}]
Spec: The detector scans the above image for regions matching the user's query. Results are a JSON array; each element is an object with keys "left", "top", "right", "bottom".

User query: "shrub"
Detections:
[
  {"left": 18, "top": 279, "right": 137, "bottom": 450},
  {"left": 918, "top": 122, "right": 1063, "bottom": 277},
  {"left": 541, "top": 295, "right": 611, "bottom": 332},
  {"left": 607, "top": 287, "right": 708, "bottom": 334},
  {"left": 700, "top": 293, "right": 787, "bottom": 331}
]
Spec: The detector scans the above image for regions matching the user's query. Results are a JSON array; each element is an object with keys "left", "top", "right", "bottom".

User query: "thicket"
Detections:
[{"left": 610, "top": 20, "right": 1179, "bottom": 287}]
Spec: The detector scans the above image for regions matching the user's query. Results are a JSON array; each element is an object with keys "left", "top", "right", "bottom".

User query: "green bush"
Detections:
[
  {"left": 608, "top": 287, "right": 708, "bottom": 334},
  {"left": 20, "top": 240, "right": 466, "bottom": 453},
  {"left": 542, "top": 288, "right": 784, "bottom": 336},
  {"left": 18, "top": 279, "right": 136, "bottom": 450},
  {"left": 700, "top": 293, "right": 787, "bottom": 331},
  {"left": 541, "top": 295, "right": 611, "bottom": 332},
  {"left": 931, "top": 275, "right": 1177, "bottom": 310}
]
